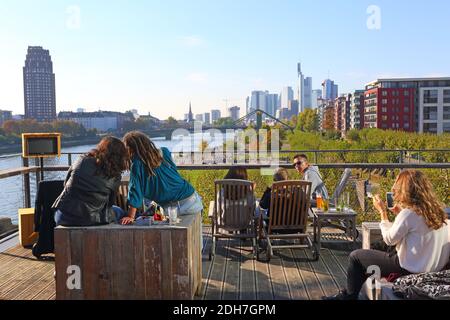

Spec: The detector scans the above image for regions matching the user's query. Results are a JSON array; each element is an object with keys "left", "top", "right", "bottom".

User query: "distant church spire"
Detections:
[{"left": 188, "top": 101, "right": 193, "bottom": 122}]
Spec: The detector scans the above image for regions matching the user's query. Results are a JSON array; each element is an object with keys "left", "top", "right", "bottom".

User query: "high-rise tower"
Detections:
[{"left": 23, "top": 46, "right": 56, "bottom": 122}]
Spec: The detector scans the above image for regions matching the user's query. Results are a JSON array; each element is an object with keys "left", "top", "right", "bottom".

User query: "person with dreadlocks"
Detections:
[{"left": 118, "top": 131, "right": 203, "bottom": 225}]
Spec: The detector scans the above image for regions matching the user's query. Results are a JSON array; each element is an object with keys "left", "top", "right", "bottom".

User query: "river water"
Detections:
[{"left": 0, "top": 132, "right": 231, "bottom": 224}]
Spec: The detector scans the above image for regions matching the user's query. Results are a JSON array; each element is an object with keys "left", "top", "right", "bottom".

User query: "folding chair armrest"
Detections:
[{"left": 208, "top": 200, "right": 214, "bottom": 218}]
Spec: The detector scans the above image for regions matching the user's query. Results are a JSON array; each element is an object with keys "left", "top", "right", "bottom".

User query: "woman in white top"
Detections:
[{"left": 324, "top": 169, "right": 449, "bottom": 300}]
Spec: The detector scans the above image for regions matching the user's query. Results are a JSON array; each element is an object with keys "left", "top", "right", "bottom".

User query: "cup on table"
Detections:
[
  {"left": 322, "top": 199, "right": 329, "bottom": 212},
  {"left": 168, "top": 206, "right": 178, "bottom": 225}
]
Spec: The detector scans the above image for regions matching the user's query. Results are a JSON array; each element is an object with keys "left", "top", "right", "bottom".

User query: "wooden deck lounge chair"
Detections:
[
  {"left": 209, "top": 179, "right": 257, "bottom": 260},
  {"left": 259, "top": 180, "right": 318, "bottom": 261}
]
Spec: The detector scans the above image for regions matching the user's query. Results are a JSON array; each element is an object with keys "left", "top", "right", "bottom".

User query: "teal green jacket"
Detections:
[{"left": 127, "top": 147, "right": 195, "bottom": 208}]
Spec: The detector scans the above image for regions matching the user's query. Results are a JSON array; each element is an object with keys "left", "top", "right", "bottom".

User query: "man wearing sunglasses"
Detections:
[{"left": 293, "top": 154, "right": 329, "bottom": 206}]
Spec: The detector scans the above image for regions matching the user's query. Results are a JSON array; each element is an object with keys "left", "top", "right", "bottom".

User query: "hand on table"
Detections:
[{"left": 120, "top": 216, "right": 135, "bottom": 225}]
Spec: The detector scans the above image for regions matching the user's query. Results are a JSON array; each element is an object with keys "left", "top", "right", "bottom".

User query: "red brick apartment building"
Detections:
[{"left": 364, "top": 79, "right": 416, "bottom": 132}]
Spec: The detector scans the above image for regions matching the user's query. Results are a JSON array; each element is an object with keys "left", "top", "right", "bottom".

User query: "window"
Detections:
[
  {"left": 444, "top": 106, "right": 450, "bottom": 120},
  {"left": 382, "top": 115, "right": 388, "bottom": 121},
  {"left": 423, "top": 106, "right": 438, "bottom": 120},
  {"left": 404, "top": 91, "right": 410, "bottom": 96},
  {"left": 404, "top": 123, "right": 410, "bottom": 129},
  {"left": 423, "top": 123, "right": 437, "bottom": 133},
  {"left": 382, "top": 91, "right": 388, "bottom": 97},
  {"left": 444, "top": 90, "right": 450, "bottom": 104},
  {"left": 382, "top": 99, "right": 388, "bottom": 105},
  {"left": 444, "top": 122, "right": 450, "bottom": 133},
  {"left": 423, "top": 90, "right": 438, "bottom": 104},
  {"left": 404, "top": 106, "right": 410, "bottom": 113},
  {"left": 382, "top": 107, "right": 387, "bottom": 113}
]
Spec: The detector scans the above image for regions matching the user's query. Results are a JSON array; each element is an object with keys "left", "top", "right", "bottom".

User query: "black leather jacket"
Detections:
[{"left": 52, "top": 155, "right": 121, "bottom": 226}]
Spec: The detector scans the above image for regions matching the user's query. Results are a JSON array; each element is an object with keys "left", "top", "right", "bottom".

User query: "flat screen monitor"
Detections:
[{"left": 22, "top": 133, "right": 61, "bottom": 158}]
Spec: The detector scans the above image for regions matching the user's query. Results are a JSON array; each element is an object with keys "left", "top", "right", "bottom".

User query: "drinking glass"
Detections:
[
  {"left": 337, "top": 195, "right": 345, "bottom": 212},
  {"left": 322, "top": 199, "right": 329, "bottom": 212},
  {"left": 344, "top": 192, "right": 350, "bottom": 213},
  {"left": 168, "top": 206, "right": 178, "bottom": 225},
  {"left": 316, "top": 191, "right": 323, "bottom": 211},
  {"left": 367, "top": 182, "right": 380, "bottom": 199}
]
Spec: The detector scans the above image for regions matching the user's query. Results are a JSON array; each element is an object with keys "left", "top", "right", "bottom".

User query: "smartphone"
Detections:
[{"left": 386, "top": 192, "right": 395, "bottom": 209}]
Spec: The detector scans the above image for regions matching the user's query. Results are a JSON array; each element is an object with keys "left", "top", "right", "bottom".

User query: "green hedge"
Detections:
[{"left": 180, "top": 168, "right": 449, "bottom": 224}]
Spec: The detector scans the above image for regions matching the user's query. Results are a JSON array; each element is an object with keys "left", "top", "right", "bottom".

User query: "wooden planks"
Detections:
[
  {"left": 54, "top": 213, "right": 202, "bottom": 300},
  {"left": 0, "top": 225, "right": 353, "bottom": 300},
  {"left": 0, "top": 246, "right": 55, "bottom": 300}
]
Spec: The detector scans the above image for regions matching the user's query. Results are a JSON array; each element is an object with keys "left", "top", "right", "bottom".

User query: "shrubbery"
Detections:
[{"left": 183, "top": 128, "right": 449, "bottom": 224}]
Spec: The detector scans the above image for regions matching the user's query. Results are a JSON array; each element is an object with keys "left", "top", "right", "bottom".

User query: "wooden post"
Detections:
[
  {"left": 22, "top": 157, "right": 31, "bottom": 208},
  {"left": 34, "top": 157, "right": 41, "bottom": 188}
]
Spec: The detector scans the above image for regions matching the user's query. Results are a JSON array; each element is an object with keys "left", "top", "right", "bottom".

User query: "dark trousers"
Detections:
[{"left": 347, "top": 249, "right": 410, "bottom": 296}]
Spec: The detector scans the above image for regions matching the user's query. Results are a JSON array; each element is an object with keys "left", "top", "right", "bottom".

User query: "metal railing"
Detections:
[{"left": 0, "top": 148, "right": 448, "bottom": 208}]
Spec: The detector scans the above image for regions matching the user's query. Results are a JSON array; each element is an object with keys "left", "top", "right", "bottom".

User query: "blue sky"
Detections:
[{"left": 1, "top": 0, "right": 450, "bottom": 119}]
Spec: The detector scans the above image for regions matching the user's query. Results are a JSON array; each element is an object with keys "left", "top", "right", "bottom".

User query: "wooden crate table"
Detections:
[
  {"left": 311, "top": 207, "right": 358, "bottom": 251},
  {"left": 54, "top": 212, "right": 202, "bottom": 300}
]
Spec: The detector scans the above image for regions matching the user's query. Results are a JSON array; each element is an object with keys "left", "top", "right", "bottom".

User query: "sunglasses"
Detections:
[{"left": 293, "top": 161, "right": 302, "bottom": 168}]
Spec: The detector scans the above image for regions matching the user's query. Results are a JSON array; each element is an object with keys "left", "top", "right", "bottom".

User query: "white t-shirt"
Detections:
[{"left": 380, "top": 208, "right": 450, "bottom": 273}]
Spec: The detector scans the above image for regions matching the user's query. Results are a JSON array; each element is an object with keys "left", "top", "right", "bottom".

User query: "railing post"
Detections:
[
  {"left": 68, "top": 153, "right": 72, "bottom": 166},
  {"left": 22, "top": 157, "right": 31, "bottom": 208},
  {"left": 399, "top": 150, "right": 403, "bottom": 164},
  {"left": 314, "top": 151, "right": 318, "bottom": 164},
  {"left": 35, "top": 158, "right": 41, "bottom": 187}
]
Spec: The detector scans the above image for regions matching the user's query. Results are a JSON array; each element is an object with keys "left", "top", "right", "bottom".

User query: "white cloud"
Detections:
[
  {"left": 180, "top": 35, "right": 204, "bottom": 47},
  {"left": 186, "top": 72, "right": 208, "bottom": 83}
]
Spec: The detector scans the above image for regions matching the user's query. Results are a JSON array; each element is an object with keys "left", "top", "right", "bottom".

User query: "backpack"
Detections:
[{"left": 32, "top": 180, "right": 64, "bottom": 259}]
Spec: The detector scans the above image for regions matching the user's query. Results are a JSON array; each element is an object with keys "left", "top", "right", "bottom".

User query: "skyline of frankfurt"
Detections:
[{"left": 1, "top": 0, "right": 450, "bottom": 119}]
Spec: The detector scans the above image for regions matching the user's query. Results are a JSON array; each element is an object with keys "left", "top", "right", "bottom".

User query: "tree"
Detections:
[
  {"left": 345, "top": 129, "right": 361, "bottom": 143},
  {"left": 289, "top": 114, "right": 298, "bottom": 128},
  {"left": 213, "top": 117, "right": 234, "bottom": 127},
  {"left": 52, "top": 120, "right": 87, "bottom": 137},
  {"left": 166, "top": 116, "right": 178, "bottom": 127},
  {"left": 2, "top": 119, "right": 43, "bottom": 135},
  {"left": 297, "top": 109, "right": 319, "bottom": 132}
]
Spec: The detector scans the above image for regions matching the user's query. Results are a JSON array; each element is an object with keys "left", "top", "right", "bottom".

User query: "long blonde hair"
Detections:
[
  {"left": 393, "top": 170, "right": 447, "bottom": 230},
  {"left": 122, "top": 131, "right": 163, "bottom": 177}
]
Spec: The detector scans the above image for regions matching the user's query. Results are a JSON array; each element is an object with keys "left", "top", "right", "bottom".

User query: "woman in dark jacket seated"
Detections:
[
  {"left": 52, "top": 136, "right": 128, "bottom": 226},
  {"left": 259, "top": 168, "right": 289, "bottom": 218}
]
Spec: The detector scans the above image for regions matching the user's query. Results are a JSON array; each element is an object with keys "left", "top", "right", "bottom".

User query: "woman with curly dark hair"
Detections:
[{"left": 53, "top": 136, "right": 128, "bottom": 226}]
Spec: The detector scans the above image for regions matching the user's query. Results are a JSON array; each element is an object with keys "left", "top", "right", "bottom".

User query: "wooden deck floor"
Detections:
[{"left": 0, "top": 227, "right": 353, "bottom": 300}]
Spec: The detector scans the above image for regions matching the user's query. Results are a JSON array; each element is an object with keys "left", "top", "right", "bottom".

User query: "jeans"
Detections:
[
  {"left": 162, "top": 192, "right": 204, "bottom": 250},
  {"left": 161, "top": 191, "right": 203, "bottom": 216},
  {"left": 55, "top": 209, "right": 63, "bottom": 226},
  {"left": 347, "top": 249, "right": 410, "bottom": 296},
  {"left": 112, "top": 205, "right": 149, "bottom": 226}
]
